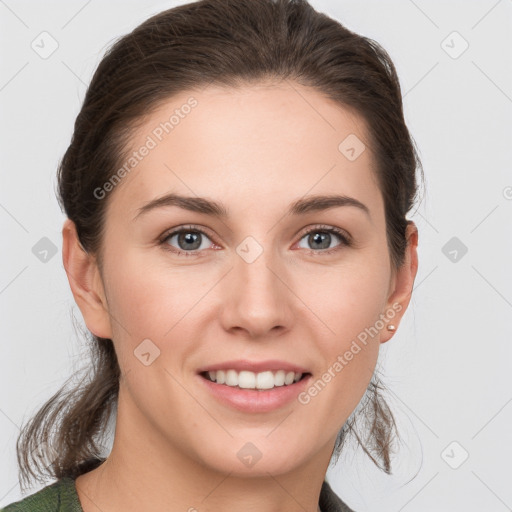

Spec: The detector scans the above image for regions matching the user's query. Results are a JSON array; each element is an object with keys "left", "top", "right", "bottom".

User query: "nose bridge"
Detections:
[
  {"left": 236, "top": 234, "right": 281, "bottom": 304},
  {"left": 222, "top": 233, "right": 291, "bottom": 335}
]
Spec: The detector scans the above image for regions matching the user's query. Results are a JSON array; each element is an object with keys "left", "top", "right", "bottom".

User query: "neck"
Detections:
[{"left": 75, "top": 388, "right": 334, "bottom": 512}]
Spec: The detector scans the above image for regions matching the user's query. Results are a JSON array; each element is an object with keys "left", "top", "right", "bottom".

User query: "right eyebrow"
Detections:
[{"left": 133, "top": 193, "right": 228, "bottom": 221}]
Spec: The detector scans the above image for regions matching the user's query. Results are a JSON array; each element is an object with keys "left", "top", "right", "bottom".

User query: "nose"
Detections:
[{"left": 219, "top": 244, "right": 294, "bottom": 340}]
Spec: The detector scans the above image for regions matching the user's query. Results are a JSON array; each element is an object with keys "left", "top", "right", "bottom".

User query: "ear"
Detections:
[
  {"left": 380, "top": 221, "right": 419, "bottom": 343},
  {"left": 61, "top": 218, "right": 113, "bottom": 339}
]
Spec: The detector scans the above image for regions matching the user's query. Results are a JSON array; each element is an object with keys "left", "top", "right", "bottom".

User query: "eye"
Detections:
[
  {"left": 159, "top": 224, "right": 352, "bottom": 257},
  {"left": 295, "top": 225, "right": 351, "bottom": 255},
  {"left": 159, "top": 225, "right": 217, "bottom": 257}
]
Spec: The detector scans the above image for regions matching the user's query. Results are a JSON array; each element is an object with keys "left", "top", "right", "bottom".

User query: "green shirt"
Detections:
[{"left": 1, "top": 477, "right": 354, "bottom": 511}]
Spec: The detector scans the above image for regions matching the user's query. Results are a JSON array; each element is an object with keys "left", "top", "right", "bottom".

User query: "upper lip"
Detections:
[{"left": 197, "top": 359, "right": 310, "bottom": 374}]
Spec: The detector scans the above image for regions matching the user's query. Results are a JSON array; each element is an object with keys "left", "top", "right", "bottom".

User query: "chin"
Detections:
[{"left": 195, "top": 436, "right": 310, "bottom": 477}]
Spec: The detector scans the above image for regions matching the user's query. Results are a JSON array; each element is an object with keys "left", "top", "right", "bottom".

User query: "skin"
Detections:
[{"left": 63, "top": 80, "right": 418, "bottom": 512}]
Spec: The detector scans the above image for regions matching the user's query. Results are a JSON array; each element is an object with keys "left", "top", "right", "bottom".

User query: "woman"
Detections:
[{"left": 3, "top": 0, "right": 420, "bottom": 510}]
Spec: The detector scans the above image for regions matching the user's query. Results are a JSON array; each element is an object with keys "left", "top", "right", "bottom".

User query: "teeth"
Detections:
[
  {"left": 274, "top": 370, "right": 285, "bottom": 386},
  {"left": 205, "top": 369, "right": 304, "bottom": 389},
  {"left": 256, "top": 371, "right": 274, "bottom": 390},
  {"left": 284, "top": 371, "right": 295, "bottom": 385},
  {"left": 239, "top": 370, "right": 256, "bottom": 389},
  {"left": 226, "top": 369, "right": 238, "bottom": 386}
]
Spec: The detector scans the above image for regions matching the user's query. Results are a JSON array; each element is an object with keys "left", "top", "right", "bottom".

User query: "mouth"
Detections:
[
  {"left": 197, "top": 362, "right": 313, "bottom": 412},
  {"left": 199, "top": 369, "right": 311, "bottom": 391}
]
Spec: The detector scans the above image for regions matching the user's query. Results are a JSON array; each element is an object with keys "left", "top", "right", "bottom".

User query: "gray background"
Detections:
[{"left": 1, "top": 0, "right": 511, "bottom": 510}]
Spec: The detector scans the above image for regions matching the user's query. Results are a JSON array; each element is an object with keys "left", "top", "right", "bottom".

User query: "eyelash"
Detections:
[{"left": 158, "top": 224, "right": 352, "bottom": 258}]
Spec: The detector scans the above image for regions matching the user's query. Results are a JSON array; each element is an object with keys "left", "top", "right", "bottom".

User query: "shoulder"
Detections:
[
  {"left": 320, "top": 480, "right": 356, "bottom": 512},
  {"left": 1, "top": 477, "right": 82, "bottom": 512}
]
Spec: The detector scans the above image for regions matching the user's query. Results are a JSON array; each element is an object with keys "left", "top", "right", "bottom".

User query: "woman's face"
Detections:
[{"left": 68, "top": 80, "right": 417, "bottom": 477}]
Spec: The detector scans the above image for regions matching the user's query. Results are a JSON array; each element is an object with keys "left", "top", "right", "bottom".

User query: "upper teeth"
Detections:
[{"left": 207, "top": 370, "right": 303, "bottom": 389}]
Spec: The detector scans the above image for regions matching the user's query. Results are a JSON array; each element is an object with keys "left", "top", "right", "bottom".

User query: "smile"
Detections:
[{"left": 201, "top": 369, "right": 308, "bottom": 390}]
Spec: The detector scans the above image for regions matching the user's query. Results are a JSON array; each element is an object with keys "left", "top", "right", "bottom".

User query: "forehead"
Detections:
[{"left": 105, "top": 81, "right": 382, "bottom": 223}]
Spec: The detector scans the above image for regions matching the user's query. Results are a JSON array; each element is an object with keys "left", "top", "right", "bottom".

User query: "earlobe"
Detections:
[
  {"left": 380, "top": 221, "right": 419, "bottom": 343},
  {"left": 61, "top": 219, "right": 113, "bottom": 340}
]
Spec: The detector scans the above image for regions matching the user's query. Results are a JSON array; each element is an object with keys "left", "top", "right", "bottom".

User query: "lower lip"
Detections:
[{"left": 198, "top": 373, "right": 312, "bottom": 413}]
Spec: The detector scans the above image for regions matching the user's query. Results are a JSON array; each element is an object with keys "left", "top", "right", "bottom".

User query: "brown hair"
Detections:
[{"left": 16, "top": 0, "right": 422, "bottom": 490}]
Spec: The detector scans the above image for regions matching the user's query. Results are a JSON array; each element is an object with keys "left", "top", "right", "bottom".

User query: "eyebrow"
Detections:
[{"left": 133, "top": 192, "right": 370, "bottom": 221}]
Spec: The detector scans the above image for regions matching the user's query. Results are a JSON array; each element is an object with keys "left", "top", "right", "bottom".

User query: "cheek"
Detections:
[
  {"left": 298, "top": 259, "right": 389, "bottom": 404},
  {"left": 106, "top": 241, "right": 390, "bottom": 364},
  {"left": 302, "top": 258, "right": 390, "bottom": 347},
  {"left": 104, "top": 254, "right": 205, "bottom": 417},
  {"left": 105, "top": 249, "right": 201, "bottom": 337}
]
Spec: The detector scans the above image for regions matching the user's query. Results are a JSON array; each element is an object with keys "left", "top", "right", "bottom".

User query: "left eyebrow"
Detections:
[
  {"left": 289, "top": 194, "right": 370, "bottom": 217},
  {"left": 133, "top": 193, "right": 370, "bottom": 221}
]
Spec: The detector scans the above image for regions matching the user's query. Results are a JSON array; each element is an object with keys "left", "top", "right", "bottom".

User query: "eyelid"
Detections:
[
  {"left": 296, "top": 224, "right": 352, "bottom": 244},
  {"left": 159, "top": 224, "right": 216, "bottom": 241}
]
